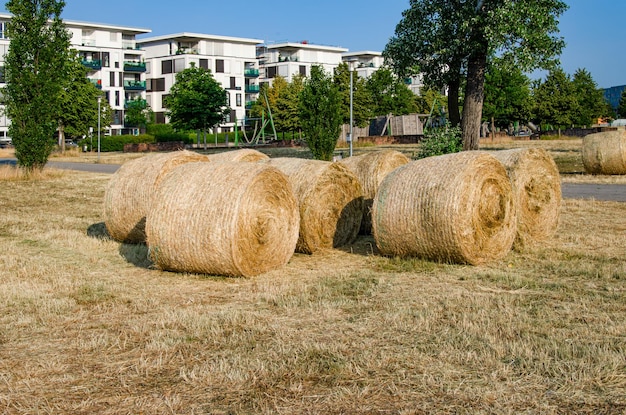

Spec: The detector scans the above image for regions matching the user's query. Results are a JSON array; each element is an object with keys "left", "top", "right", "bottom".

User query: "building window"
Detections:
[
  {"left": 115, "top": 91, "right": 120, "bottom": 107},
  {"left": 154, "top": 78, "right": 165, "bottom": 92},
  {"left": 162, "top": 59, "right": 173, "bottom": 74},
  {"left": 230, "top": 77, "right": 236, "bottom": 89},
  {"left": 109, "top": 72, "right": 115, "bottom": 87},
  {"left": 216, "top": 59, "right": 224, "bottom": 73},
  {"left": 0, "top": 21, "right": 8, "bottom": 39},
  {"left": 102, "top": 52, "right": 110, "bottom": 67},
  {"left": 155, "top": 112, "right": 166, "bottom": 124},
  {"left": 174, "top": 58, "right": 185, "bottom": 73},
  {"left": 225, "top": 91, "right": 230, "bottom": 106},
  {"left": 236, "top": 93, "right": 241, "bottom": 107},
  {"left": 299, "top": 65, "right": 306, "bottom": 76},
  {"left": 267, "top": 66, "right": 277, "bottom": 78},
  {"left": 199, "top": 59, "right": 208, "bottom": 70}
]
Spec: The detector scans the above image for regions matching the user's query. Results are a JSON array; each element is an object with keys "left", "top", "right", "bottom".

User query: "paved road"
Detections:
[{"left": 1, "top": 157, "right": 625, "bottom": 202}]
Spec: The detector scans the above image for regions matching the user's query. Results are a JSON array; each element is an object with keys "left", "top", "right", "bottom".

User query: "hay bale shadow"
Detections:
[
  {"left": 337, "top": 235, "right": 379, "bottom": 256},
  {"left": 119, "top": 243, "right": 153, "bottom": 269},
  {"left": 86, "top": 222, "right": 111, "bottom": 240}
]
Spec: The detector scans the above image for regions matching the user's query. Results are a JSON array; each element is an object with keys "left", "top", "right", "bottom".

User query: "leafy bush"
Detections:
[
  {"left": 417, "top": 126, "right": 463, "bottom": 159},
  {"left": 95, "top": 134, "right": 155, "bottom": 152}
]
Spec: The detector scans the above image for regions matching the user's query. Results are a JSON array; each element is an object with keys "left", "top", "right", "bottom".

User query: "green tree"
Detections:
[
  {"left": 166, "top": 63, "right": 228, "bottom": 136},
  {"left": 482, "top": 58, "right": 532, "bottom": 130},
  {"left": 415, "top": 87, "right": 447, "bottom": 116},
  {"left": 384, "top": 0, "right": 567, "bottom": 150},
  {"left": 58, "top": 56, "right": 106, "bottom": 149},
  {"left": 4, "top": 0, "right": 71, "bottom": 171},
  {"left": 571, "top": 68, "right": 608, "bottom": 127},
  {"left": 365, "top": 66, "right": 418, "bottom": 117},
  {"left": 124, "top": 96, "right": 153, "bottom": 133},
  {"left": 618, "top": 90, "right": 626, "bottom": 119},
  {"left": 276, "top": 74, "right": 305, "bottom": 138},
  {"left": 333, "top": 62, "right": 373, "bottom": 127},
  {"left": 532, "top": 67, "right": 578, "bottom": 133},
  {"left": 299, "top": 65, "right": 342, "bottom": 161}
]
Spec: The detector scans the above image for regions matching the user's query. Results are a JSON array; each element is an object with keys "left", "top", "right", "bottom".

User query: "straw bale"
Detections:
[
  {"left": 582, "top": 130, "right": 626, "bottom": 175},
  {"left": 372, "top": 152, "right": 517, "bottom": 265},
  {"left": 207, "top": 148, "right": 269, "bottom": 163},
  {"left": 268, "top": 158, "right": 364, "bottom": 254},
  {"left": 340, "top": 150, "right": 410, "bottom": 234},
  {"left": 146, "top": 162, "right": 300, "bottom": 277},
  {"left": 103, "top": 150, "right": 209, "bottom": 243},
  {"left": 488, "top": 148, "right": 561, "bottom": 249}
]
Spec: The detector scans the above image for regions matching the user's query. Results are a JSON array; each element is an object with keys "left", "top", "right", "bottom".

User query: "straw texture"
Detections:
[
  {"left": 103, "top": 150, "right": 209, "bottom": 243},
  {"left": 372, "top": 152, "right": 517, "bottom": 265},
  {"left": 582, "top": 130, "right": 626, "bottom": 175},
  {"left": 268, "top": 158, "right": 364, "bottom": 254},
  {"left": 340, "top": 150, "right": 410, "bottom": 234},
  {"left": 146, "top": 162, "right": 300, "bottom": 277},
  {"left": 207, "top": 148, "right": 269, "bottom": 163},
  {"left": 488, "top": 148, "right": 561, "bottom": 249}
]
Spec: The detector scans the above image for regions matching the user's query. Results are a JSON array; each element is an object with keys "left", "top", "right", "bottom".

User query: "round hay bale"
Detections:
[
  {"left": 372, "top": 152, "right": 517, "bottom": 265},
  {"left": 103, "top": 150, "right": 209, "bottom": 243},
  {"left": 207, "top": 148, "right": 269, "bottom": 163},
  {"left": 268, "top": 158, "right": 364, "bottom": 254},
  {"left": 146, "top": 162, "right": 300, "bottom": 277},
  {"left": 582, "top": 130, "right": 626, "bottom": 175},
  {"left": 488, "top": 148, "right": 561, "bottom": 249},
  {"left": 340, "top": 150, "right": 410, "bottom": 234}
]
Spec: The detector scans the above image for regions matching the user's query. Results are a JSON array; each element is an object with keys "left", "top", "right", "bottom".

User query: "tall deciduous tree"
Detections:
[
  {"left": 384, "top": 0, "right": 567, "bottom": 150},
  {"left": 365, "top": 66, "right": 417, "bottom": 118},
  {"left": 166, "top": 63, "right": 229, "bottom": 136},
  {"left": 124, "top": 97, "right": 153, "bottom": 133},
  {"left": 333, "top": 62, "right": 373, "bottom": 127},
  {"left": 571, "top": 68, "right": 609, "bottom": 127},
  {"left": 532, "top": 67, "right": 578, "bottom": 133},
  {"left": 483, "top": 58, "right": 532, "bottom": 130},
  {"left": 4, "top": 0, "right": 71, "bottom": 171},
  {"left": 58, "top": 56, "right": 107, "bottom": 149},
  {"left": 299, "top": 65, "right": 342, "bottom": 161}
]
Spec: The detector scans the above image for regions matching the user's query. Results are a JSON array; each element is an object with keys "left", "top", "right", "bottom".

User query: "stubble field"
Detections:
[{"left": 0, "top": 138, "right": 625, "bottom": 414}]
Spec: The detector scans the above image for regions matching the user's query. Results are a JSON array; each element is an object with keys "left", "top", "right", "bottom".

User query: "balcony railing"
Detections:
[
  {"left": 123, "top": 80, "right": 146, "bottom": 91},
  {"left": 245, "top": 84, "right": 260, "bottom": 93},
  {"left": 124, "top": 61, "right": 146, "bottom": 72},
  {"left": 82, "top": 59, "right": 102, "bottom": 70},
  {"left": 244, "top": 68, "right": 260, "bottom": 77},
  {"left": 89, "top": 79, "right": 102, "bottom": 89},
  {"left": 124, "top": 98, "right": 147, "bottom": 108}
]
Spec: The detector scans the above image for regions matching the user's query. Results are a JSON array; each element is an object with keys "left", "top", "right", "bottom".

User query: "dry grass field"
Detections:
[{"left": 0, "top": 139, "right": 625, "bottom": 414}]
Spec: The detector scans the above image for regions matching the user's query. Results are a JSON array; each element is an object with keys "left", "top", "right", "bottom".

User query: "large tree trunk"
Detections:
[{"left": 461, "top": 50, "right": 488, "bottom": 150}]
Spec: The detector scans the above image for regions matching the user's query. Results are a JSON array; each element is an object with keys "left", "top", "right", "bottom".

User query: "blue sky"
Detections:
[{"left": 1, "top": 0, "right": 624, "bottom": 88}]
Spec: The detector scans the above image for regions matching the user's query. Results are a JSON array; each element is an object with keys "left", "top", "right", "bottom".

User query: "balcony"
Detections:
[
  {"left": 245, "top": 84, "right": 260, "bottom": 93},
  {"left": 175, "top": 48, "right": 199, "bottom": 55},
  {"left": 123, "top": 80, "right": 146, "bottom": 91},
  {"left": 244, "top": 68, "right": 260, "bottom": 77},
  {"left": 124, "top": 61, "right": 146, "bottom": 72},
  {"left": 89, "top": 79, "right": 102, "bottom": 89},
  {"left": 124, "top": 98, "right": 147, "bottom": 108},
  {"left": 82, "top": 59, "right": 102, "bottom": 70},
  {"left": 245, "top": 101, "right": 254, "bottom": 109}
]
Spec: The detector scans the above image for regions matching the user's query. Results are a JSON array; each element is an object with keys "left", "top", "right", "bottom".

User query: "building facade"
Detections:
[
  {"left": 257, "top": 41, "right": 348, "bottom": 86},
  {"left": 0, "top": 13, "right": 151, "bottom": 139},
  {"left": 138, "top": 33, "right": 262, "bottom": 133}
]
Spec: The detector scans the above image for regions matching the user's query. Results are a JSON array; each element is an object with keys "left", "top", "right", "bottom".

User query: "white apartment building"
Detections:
[
  {"left": 0, "top": 13, "right": 151, "bottom": 139},
  {"left": 138, "top": 33, "right": 262, "bottom": 133},
  {"left": 257, "top": 41, "right": 348, "bottom": 86},
  {"left": 341, "top": 51, "right": 384, "bottom": 79}
]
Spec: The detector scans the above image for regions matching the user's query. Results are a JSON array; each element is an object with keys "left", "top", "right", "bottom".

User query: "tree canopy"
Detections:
[
  {"left": 571, "top": 68, "right": 610, "bottom": 127},
  {"left": 4, "top": 0, "right": 71, "bottom": 171},
  {"left": 482, "top": 58, "right": 532, "bottom": 130},
  {"left": 384, "top": 0, "right": 568, "bottom": 149},
  {"left": 365, "top": 66, "right": 417, "bottom": 118},
  {"left": 299, "top": 65, "right": 342, "bottom": 161},
  {"left": 166, "top": 64, "right": 229, "bottom": 133},
  {"left": 532, "top": 67, "right": 578, "bottom": 131}
]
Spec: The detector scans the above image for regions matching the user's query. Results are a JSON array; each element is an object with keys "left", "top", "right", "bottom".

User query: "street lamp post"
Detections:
[
  {"left": 347, "top": 58, "right": 358, "bottom": 157},
  {"left": 97, "top": 96, "right": 101, "bottom": 163}
]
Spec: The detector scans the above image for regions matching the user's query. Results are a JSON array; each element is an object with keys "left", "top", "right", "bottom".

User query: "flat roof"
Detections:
[
  {"left": 342, "top": 51, "right": 382, "bottom": 58},
  {"left": 0, "top": 13, "right": 151, "bottom": 35},
  {"left": 264, "top": 42, "right": 348, "bottom": 53},
  {"left": 138, "top": 32, "right": 263, "bottom": 45}
]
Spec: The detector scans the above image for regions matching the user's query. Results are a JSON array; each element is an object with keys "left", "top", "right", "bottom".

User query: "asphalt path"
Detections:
[{"left": 1, "top": 157, "right": 625, "bottom": 202}]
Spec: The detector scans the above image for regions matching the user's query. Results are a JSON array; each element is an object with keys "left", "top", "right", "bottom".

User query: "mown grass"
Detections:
[{"left": 0, "top": 151, "right": 625, "bottom": 414}]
